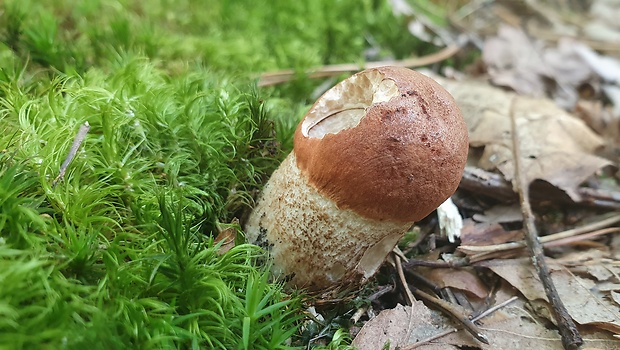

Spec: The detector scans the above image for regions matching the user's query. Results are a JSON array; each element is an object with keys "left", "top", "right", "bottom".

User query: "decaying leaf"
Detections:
[
  {"left": 479, "top": 258, "right": 620, "bottom": 334},
  {"left": 460, "top": 219, "right": 523, "bottom": 247},
  {"left": 472, "top": 204, "right": 523, "bottom": 224},
  {"left": 425, "top": 268, "right": 490, "bottom": 299},
  {"left": 351, "top": 302, "right": 457, "bottom": 350},
  {"left": 433, "top": 75, "right": 612, "bottom": 201},
  {"left": 351, "top": 296, "right": 619, "bottom": 349},
  {"left": 215, "top": 218, "right": 239, "bottom": 255},
  {"left": 483, "top": 25, "right": 550, "bottom": 98},
  {"left": 483, "top": 26, "right": 593, "bottom": 109}
]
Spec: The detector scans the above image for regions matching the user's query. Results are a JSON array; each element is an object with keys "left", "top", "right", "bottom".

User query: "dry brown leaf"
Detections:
[
  {"left": 479, "top": 258, "right": 620, "bottom": 334},
  {"left": 351, "top": 302, "right": 459, "bottom": 350},
  {"left": 556, "top": 250, "right": 619, "bottom": 283},
  {"left": 433, "top": 75, "right": 612, "bottom": 201},
  {"left": 483, "top": 25, "right": 550, "bottom": 97},
  {"left": 472, "top": 204, "right": 523, "bottom": 224},
  {"left": 483, "top": 26, "right": 593, "bottom": 109},
  {"left": 612, "top": 291, "right": 620, "bottom": 307},
  {"left": 460, "top": 219, "right": 523, "bottom": 247},
  {"left": 352, "top": 296, "right": 619, "bottom": 349},
  {"left": 425, "top": 268, "right": 490, "bottom": 299},
  {"left": 214, "top": 218, "right": 239, "bottom": 255}
]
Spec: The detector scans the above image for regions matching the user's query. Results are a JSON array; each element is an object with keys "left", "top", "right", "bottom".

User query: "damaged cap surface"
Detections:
[{"left": 294, "top": 66, "right": 469, "bottom": 223}]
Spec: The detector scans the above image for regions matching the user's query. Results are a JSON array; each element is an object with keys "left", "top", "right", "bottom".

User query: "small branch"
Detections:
[
  {"left": 403, "top": 257, "right": 470, "bottom": 269},
  {"left": 394, "top": 253, "right": 416, "bottom": 306},
  {"left": 466, "top": 227, "right": 620, "bottom": 263},
  {"left": 458, "top": 213, "right": 620, "bottom": 255},
  {"left": 257, "top": 45, "right": 462, "bottom": 87},
  {"left": 407, "top": 284, "right": 489, "bottom": 345},
  {"left": 543, "top": 227, "right": 620, "bottom": 247},
  {"left": 509, "top": 98, "right": 583, "bottom": 350},
  {"left": 395, "top": 251, "right": 486, "bottom": 344},
  {"left": 52, "top": 122, "right": 90, "bottom": 187}
]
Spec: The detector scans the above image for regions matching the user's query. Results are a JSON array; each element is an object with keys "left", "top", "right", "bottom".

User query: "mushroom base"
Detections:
[{"left": 245, "top": 153, "right": 412, "bottom": 294}]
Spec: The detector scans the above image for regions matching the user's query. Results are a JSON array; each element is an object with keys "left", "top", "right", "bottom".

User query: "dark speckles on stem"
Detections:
[
  {"left": 283, "top": 273, "right": 296, "bottom": 283},
  {"left": 256, "top": 226, "right": 269, "bottom": 248}
]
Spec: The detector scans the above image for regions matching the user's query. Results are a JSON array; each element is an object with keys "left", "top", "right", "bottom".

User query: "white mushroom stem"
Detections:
[{"left": 245, "top": 154, "right": 410, "bottom": 292}]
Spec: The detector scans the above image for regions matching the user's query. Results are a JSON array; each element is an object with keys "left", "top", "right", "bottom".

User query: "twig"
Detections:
[
  {"left": 400, "top": 296, "right": 519, "bottom": 350},
  {"left": 367, "top": 284, "right": 394, "bottom": 302},
  {"left": 257, "top": 45, "right": 462, "bottom": 87},
  {"left": 393, "top": 253, "right": 416, "bottom": 306},
  {"left": 543, "top": 227, "right": 620, "bottom": 248},
  {"left": 403, "top": 257, "right": 470, "bottom": 269},
  {"left": 459, "top": 213, "right": 620, "bottom": 255},
  {"left": 508, "top": 98, "right": 583, "bottom": 350},
  {"left": 52, "top": 122, "right": 90, "bottom": 187},
  {"left": 466, "top": 227, "right": 620, "bottom": 263},
  {"left": 407, "top": 285, "right": 489, "bottom": 345}
]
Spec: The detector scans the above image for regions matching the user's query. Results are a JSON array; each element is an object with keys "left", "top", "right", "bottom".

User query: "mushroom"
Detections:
[{"left": 245, "top": 66, "right": 468, "bottom": 294}]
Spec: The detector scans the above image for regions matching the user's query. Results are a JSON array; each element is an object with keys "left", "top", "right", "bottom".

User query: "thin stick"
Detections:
[
  {"left": 465, "top": 226, "right": 620, "bottom": 263},
  {"left": 459, "top": 213, "right": 620, "bottom": 254},
  {"left": 52, "top": 122, "right": 90, "bottom": 187},
  {"left": 401, "top": 296, "right": 519, "bottom": 350},
  {"left": 394, "top": 253, "right": 416, "bottom": 306},
  {"left": 257, "top": 45, "right": 462, "bottom": 87},
  {"left": 508, "top": 98, "right": 583, "bottom": 350},
  {"left": 403, "top": 257, "right": 470, "bottom": 269},
  {"left": 408, "top": 285, "right": 489, "bottom": 344},
  {"left": 542, "top": 227, "right": 620, "bottom": 248}
]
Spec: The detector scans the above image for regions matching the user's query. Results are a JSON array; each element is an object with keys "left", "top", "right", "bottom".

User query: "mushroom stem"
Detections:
[{"left": 245, "top": 154, "right": 410, "bottom": 292}]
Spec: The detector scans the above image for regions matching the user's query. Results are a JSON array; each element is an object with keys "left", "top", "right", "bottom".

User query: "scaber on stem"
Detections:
[{"left": 246, "top": 66, "right": 468, "bottom": 295}]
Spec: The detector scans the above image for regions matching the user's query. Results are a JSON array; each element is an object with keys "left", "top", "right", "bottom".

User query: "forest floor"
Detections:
[{"left": 1, "top": 1, "right": 619, "bottom": 349}]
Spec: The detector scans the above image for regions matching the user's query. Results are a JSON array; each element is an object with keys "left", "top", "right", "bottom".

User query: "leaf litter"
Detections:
[{"left": 340, "top": 1, "right": 620, "bottom": 349}]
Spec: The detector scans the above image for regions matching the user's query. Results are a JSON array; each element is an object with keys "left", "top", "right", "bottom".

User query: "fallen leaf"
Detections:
[
  {"left": 479, "top": 258, "right": 620, "bottom": 333},
  {"left": 483, "top": 26, "right": 593, "bottom": 109},
  {"left": 351, "top": 302, "right": 458, "bottom": 350},
  {"left": 215, "top": 218, "right": 239, "bottom": 255},
  {"left": 460, "top": 219, "right": 523, "bottom": 247},
  {"left": 543, "top": 38, "right": 594, "bottom": 109},
  {"left": 432, "top": 75, "right": 612, "bottom": 201},
  {"left": 425, "top": 268, "right": 490, "bottom": 299},
  {"left": 472, "top": 204, "right": 523, "bottom": 224},
  {"left": 483, "top": 25, "right": 550, "bottom": 97},
  {"left": 353, "top": 295, "right": 620, "bottom": 349}
]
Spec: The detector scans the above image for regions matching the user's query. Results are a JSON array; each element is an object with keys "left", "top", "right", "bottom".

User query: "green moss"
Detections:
[{"left": 0, "top": 0, "right": 448, "bottom": 347}]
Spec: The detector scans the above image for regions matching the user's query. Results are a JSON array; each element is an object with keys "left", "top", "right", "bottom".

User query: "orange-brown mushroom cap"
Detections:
[{"left": 294, "top": 66, "right": 468, "bottom": 223}]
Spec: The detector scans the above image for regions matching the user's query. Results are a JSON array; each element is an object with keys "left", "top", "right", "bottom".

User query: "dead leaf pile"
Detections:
[{"left": 433, "top": 75, "right": 613, "bottom": 203}]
